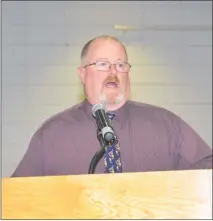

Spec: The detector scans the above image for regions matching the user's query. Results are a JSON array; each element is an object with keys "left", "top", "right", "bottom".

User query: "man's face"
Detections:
[{"left": 78, "top": 38, "right": 130, "bottom": 111}]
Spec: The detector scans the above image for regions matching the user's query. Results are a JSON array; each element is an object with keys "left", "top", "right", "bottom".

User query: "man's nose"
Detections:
[{"left": 109, "top": 64, "right": 117, "bottom": 75}]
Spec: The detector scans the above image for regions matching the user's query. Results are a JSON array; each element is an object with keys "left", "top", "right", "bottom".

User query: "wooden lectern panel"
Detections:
[{"left": 2, "top": 169, "right": 212, "bottom": 219}]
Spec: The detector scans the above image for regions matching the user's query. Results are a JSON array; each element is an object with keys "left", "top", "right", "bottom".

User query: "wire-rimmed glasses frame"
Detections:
[{"left": 83, "top": 60, "right": 132, "bottom": 73}]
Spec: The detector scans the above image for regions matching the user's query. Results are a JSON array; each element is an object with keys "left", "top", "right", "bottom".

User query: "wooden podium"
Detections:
[{"left": 2, "top": 169, "right": 212, "bottom": 219}]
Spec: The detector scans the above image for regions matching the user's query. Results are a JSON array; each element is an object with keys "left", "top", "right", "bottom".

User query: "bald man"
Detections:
[{"left": 12, "top": 35, "right": 212, "bottom": 177}]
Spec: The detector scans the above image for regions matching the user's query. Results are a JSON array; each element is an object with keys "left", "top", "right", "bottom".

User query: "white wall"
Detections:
[{"left": 2, "top": 1, "right": 212, "bottom": 177}]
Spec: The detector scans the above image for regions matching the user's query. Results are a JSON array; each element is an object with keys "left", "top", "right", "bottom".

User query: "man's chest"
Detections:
[{"left": 43, "top": 120, "right": 175, "bottom": 176}]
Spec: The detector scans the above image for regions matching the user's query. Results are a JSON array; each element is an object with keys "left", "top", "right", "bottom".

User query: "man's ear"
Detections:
[{"left": 77, "top": 67, "right": 86, "bottom": 84}]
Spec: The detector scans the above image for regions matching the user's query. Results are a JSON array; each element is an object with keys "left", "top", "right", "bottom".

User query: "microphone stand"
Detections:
[{"left": 88, "top": 128, "right": 106, "bottom": 174}]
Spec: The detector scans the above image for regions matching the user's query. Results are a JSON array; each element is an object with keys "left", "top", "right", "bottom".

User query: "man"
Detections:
[{"left": 12, "top": 35, "right": 212, "bottom": 177}]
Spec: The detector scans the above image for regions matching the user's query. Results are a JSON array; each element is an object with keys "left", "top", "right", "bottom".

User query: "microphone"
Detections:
[{"left": 92, "top": 103, "right": 116, "bottom": 144}]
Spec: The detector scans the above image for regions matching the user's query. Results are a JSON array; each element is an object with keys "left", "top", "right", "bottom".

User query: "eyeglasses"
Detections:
[{"left": 84, "top": 60, "right": 131, "bottom": 73}]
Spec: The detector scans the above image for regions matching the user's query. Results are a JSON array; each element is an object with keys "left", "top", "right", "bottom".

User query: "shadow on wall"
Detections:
[
  {"left": 77, "top": 93, "right": 86, "bottom": 102},
  {"left": 77, "top": 84, "right": 86, "bottom": 102}
]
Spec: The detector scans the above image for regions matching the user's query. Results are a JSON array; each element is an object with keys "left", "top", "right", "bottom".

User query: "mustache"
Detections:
[{"left": 103, "top": 75, "right": 120, "bottom": 84}]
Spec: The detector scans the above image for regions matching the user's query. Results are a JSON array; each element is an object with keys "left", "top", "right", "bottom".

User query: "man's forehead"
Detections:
[
  {"left": 89, "top": 38, "right": 123, "bottom": 48},
  {"left": 87, "top": 39, "right": 127, "bottom": 58}
]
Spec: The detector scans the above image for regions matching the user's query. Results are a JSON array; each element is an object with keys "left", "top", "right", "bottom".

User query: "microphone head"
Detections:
[{"left": 92, "top": 103, "right": 105, "bottom": 117}]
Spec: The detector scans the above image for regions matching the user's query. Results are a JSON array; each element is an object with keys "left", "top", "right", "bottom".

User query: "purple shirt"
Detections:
[{"left": 12, "top": 99, "right": 212, "bottom": 177}]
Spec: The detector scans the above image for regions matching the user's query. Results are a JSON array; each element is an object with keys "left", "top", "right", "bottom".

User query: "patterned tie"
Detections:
[{"left": 104, "top": 113, "right": 123, "bottom": 173}]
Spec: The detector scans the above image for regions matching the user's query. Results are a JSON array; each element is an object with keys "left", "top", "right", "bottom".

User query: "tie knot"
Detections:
[{"left": 107, "top": 112, "right": 115, "bottom": 121}]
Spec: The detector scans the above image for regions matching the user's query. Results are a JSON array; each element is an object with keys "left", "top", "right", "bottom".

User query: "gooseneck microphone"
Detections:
[
  {"left": 92, "top": 103, "right": 116, "bottom": 143},
  {"left": 88, "top": 103, "right": 116, "bottom": 174}
]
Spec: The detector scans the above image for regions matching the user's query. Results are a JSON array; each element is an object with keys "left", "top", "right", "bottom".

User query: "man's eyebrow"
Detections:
[
  {"left": 114, "top": 59, "right": 127, "bottom": 62},
  {"left": 95, "top": 58, "right": 109, "bottom": 61},
  {"left": 94, "top": 58, "right": 127, "bottom": 62}
]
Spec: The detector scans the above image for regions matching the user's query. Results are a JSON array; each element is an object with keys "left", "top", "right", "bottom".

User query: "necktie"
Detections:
[{"left": 104, "top": 113, "right": 123, "bottom": 173}]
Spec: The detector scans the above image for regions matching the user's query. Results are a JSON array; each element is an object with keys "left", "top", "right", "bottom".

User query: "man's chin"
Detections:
[
  {"left": 104, "top": 100, "right": 126, "bottom": 112},
  {"left": 98, "top": 94, "right": 126, "bottom": 111},
  {"left": 87, "top": 94, "right": 127, "bottom": 111}
]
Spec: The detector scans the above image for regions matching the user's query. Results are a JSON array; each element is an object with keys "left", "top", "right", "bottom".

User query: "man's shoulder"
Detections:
[
  {"left": 36, "top": 101, "right": 86, "bottom": 132},
  {"left": 126, "top": 100, "right": 180, "bottom": 122},
  {"left": 127, "top": 100, "right": 168, "bottom": 113}
]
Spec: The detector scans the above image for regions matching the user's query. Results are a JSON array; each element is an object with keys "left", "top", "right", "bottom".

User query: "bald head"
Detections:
[{"left": 80, "top": 35, "right": 128, "bottom": 65}]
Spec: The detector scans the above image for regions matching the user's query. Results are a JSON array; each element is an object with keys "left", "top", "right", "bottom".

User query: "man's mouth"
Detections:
[{"left": 105, "top": 82, "right": 118, "bottom": 88}]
